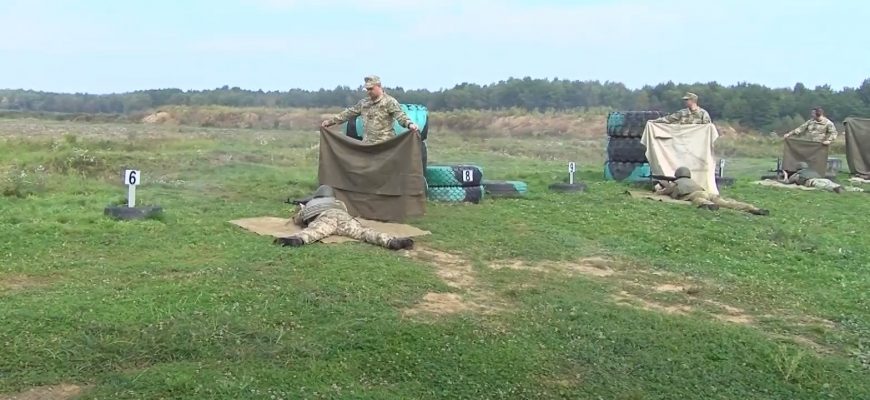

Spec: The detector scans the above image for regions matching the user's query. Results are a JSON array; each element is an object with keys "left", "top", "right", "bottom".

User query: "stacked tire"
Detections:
[
  {"left": 425, "top": 164, "right": 484, "bottom": 204},
  {"left": 482, "top": 180, "right": 528, "bottom": 198},
  {"left": 604, "top": 111, "right": 664, "bottom": 181}
]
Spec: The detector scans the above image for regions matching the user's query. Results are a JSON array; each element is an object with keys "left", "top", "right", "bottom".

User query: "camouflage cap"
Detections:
[
  {"left": 364, "top": 75, "right": 381, "bottom": 89},
  {"left": 682, "top": 92, "right": 698, "bottom": 101}
]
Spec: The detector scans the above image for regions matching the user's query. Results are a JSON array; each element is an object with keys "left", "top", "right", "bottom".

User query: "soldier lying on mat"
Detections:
[{"left": 273, "top": 185, "right": 415, "bottom": 250}]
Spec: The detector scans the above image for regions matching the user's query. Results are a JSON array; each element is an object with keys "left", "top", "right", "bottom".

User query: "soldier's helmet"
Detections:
[
  {"left": 312, "top": 185, "right": 335, "bottom": 198},
  {"left": 674, "top": 166, "right": 692, "bottom": 179},
  {"left": 796, "top": 162, "right": 809, "bottom": 170}
]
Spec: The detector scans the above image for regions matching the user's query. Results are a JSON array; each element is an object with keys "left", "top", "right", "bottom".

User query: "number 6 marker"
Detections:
[{"left": 123, "top": 169, "right": 141, "bottom": 207}]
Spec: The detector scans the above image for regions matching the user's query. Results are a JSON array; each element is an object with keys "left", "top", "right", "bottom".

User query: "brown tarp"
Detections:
[
  {"left": 782, "top": 138, "right": 828, "bottom": 175},
  {"left": 624, "top": 190, "right": 691, "bottom": 205},
  {"left": 844, "top": 117, "right": 870, "bottom": 177},
  {"left": 318, "top": 126, "right": 426, "bottom": 222},
  {"left": 228, "top": 216, "right": 431, "bottom": 243}
]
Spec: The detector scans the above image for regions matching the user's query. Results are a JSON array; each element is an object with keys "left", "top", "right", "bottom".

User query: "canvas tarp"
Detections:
[
  {"left": 781, "top": 138, "right": 828, "bottom": 175},
  {"left": 318, "top": 126, "right": 426, "bottom": 222},
  {"left": 624, "top": 190, "right": 691, "bottom": 205},
  {"left": 844, "top": 117, "right": 870, "bottom": 177},
  {"left": 228, "top": 216, "right": 431, "bottom": 243},
  {"left": 640, "top": 122, "right": 720, "bottom": 195}
]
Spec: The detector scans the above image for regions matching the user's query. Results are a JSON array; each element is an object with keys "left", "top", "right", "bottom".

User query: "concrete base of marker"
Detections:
[{"left": 104, "top": 205, "right": 163, "bottom": 220}]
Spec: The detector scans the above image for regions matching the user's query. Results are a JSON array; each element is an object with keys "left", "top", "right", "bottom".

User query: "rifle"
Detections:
[
  {"left": 642, "top": 174, "right": 677, "bottom": 182},
  {"left": 285, "top": 195, "right": 313, "bottom": 205}
]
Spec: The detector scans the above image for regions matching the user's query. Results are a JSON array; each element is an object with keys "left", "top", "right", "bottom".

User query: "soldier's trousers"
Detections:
[
  {"left": 684, "top": 191, "right": 761, "bottom": 213},
  {"left": 805, "top": 178, "right": 841, "bottom": 191},
  {"left": 294, "top": 209, "right": 394, "bottom": 247}
]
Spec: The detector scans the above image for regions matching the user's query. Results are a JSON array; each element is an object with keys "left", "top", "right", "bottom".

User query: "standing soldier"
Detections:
[
  {"left": 321, "top": 75, "right": 419, "bottom": 144},
  {"left": 783, "top": 107, "right": 838, "bottom": 145},
  {"left": 274, "top": 185, "right": 415, "bottom": 250},
  {"left": 655, "top": 167, "right": 769, "bottom": 215},
  {"left": 652, "top": 92, "right": 712, "bottom": 124}
]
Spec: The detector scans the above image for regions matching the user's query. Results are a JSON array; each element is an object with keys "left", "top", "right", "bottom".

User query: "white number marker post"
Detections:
[
  {"left": 123, "top": 169, "right": 141, "bottom": 208},
  {"left": 568, "top": 162, "right": 576, "bottom": 185}
]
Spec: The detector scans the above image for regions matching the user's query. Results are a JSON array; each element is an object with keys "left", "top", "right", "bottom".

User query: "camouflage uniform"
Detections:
[
  {"left": 275, "top": 185, "right": 414, "bottom": 249},
  {"left": 653, "top": 107, "right": 712, "bottom": 124},
  {"left": 653, "top": 92, "right": 712, "bottom": 124},
  {"left": 784, "top": 164, "right": 843, "bottom": 192},
  {"left": 786, "top": 117, "right": 838, "bottom": 142},
  {"left": 656, "top": 167, "right": 767, "bottom": 215},
  {"left": 325, "top": 75, "right": 414, "bottom": 144}
]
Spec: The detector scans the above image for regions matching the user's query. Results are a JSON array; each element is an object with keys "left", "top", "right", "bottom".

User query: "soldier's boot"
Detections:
[
  {"left": 750, "top": 209, "right": 769, "bottom": 216},
  {"left": 274, "top": 236, "right": 305, "bottom": 247},
  {"left": 387, "top": 237, "right": 414, "bottom": 250},
  {"left": 833, "top": 186, "right": 843, "bottom": 194}
]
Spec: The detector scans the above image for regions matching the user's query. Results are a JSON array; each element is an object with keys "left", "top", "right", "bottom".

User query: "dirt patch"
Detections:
[
  {"left": 612, "top": 291, "right": 694, "bottom": 315},
  {"left": 402, "top": 247, "right": 507, "bottom": 318},
  {"left": 402, "top": 292, "right": 475, "bottom": 317},
  {"left": 407, "top": 247, "right": 477, "bottom": 290},
  {"left": 488, "top": 256, "right": 617, "bottom": 278},
  {"left": 0, "top": 274, "right": 52, "bottom": 293},
  {"left": 0, "top": 384, "right": 86, "bottom": 400},
  {"left": 654, "top": 284, "right": 686, "bottom": 293}
]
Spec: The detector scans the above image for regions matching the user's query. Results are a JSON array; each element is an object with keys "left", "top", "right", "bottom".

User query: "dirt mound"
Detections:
[{"left": 141, "top": 111, "right": 174, "bottom": 125}]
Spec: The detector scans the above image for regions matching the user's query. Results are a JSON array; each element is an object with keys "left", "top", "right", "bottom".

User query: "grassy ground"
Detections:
[{"left": 0, "top": 118, "right": 868, "bottom": 399}]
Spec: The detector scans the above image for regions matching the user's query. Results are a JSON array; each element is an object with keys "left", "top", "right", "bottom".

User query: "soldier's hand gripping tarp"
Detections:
[
  {"left": 844, "top": 117, "right": 870, "bottom": 178},
  {"left": 782, "top": 137, "right": 829, "bottom": 176},
  {"left": 641, "top": 122, "right": 720, "bottom": 195},
  {"left": 317, "top": 126, "right": 426, "bottom": 222}
]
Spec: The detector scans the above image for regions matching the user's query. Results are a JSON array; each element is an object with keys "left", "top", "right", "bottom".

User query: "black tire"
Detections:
[
  {"left": 483, "top": 180, "right": 528, "bottom": 198},
  {"left": 607, "top": 111, "right": 664, "bottom": 138},
  {"left": 346, "top": 115, "right": 362, "bottom": 140},
  {"left": 604, "top": 161, "right": 648, "bottom": 181},
  {"left": 548, "top": 182, "right": 587, "bottom": 193},
  {"left": 104, "top": 205, "right": 163, "bottom": 220},
  {"left": 607, "top": 138, "right": 647, "bottom": 163},
  {"left": 421, "top": 140, "right": 428, "bottom": 169},
  {"left": 420, "top": 119, "right": 429, "bottom": 141},
  {"left": 427, "top": 185, "right": 484, "bottom": 203},
  {"left": 425, "top": 164, "right": 483, "bottom": 187}
]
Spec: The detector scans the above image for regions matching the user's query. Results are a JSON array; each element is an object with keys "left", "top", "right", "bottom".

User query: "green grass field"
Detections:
[{"left": 0, "top": 118, "right": 868, "bottom": 399}]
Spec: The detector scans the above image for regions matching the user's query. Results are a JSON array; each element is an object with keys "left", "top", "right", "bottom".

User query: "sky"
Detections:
[{"left": 1, "top": 0, "right": 868, "bottom": 94}]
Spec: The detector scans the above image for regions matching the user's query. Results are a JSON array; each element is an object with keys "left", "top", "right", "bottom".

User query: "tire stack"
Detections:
[
  {"left": 604, "top": 111, "right": 664, "bottom": 181},
  {"left": 425, "top": 164, "right": 484, "bottom": 204},
  {"left": 482, "top": 180, "right": 528, "bottom": 198}
]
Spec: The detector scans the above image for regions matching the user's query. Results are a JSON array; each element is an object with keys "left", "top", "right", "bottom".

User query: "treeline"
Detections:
[{"left": 2, "top": 77, "right": 870, "bottom": 132}]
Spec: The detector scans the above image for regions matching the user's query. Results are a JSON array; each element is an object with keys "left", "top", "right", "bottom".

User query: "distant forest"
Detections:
[{"left": 2, "top": 77, "right": 870, "bottom": 132}]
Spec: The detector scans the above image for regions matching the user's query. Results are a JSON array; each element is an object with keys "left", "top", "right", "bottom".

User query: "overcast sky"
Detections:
[{"left": 1, "top": 0, "right": 868, "bottom": 94}]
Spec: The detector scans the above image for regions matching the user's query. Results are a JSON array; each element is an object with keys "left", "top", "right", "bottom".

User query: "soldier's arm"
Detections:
[
  {"left": 327, "top": 100, "right": 364, "bottom": 125},
  {"left": 386, "top": 98, "right": 413, "bottom": 128},
  {"left": 784, "top": 173, "right": 799, "bottom": 184},
  {"left": 702, "top": 110, "right": 712, "bottom": 124},
  {"left": 652, "top": 110, "right": 681, "bottom": 124},
  {"left": 787, "top": 120, "right": 810, "bottom": 136},
  {"left": 291, "top": 205, "right": 305, "bottom": 225},
  {"left": 825, "top": 121, "right": 838, "bottom": 142},
  {"left": 655, "top": 181, "right": 676, "bottom": 195}
]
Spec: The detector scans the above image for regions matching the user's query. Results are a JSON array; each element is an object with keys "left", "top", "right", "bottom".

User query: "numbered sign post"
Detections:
[
  {"left": 568, "top": 162, "right": 576, "bottom": 185},
  {"left": 461, "top": 168, "right": 474, "bottom": 184},
  {"left": 124, "top": 169, "right": 140, "bottom": 208}
]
